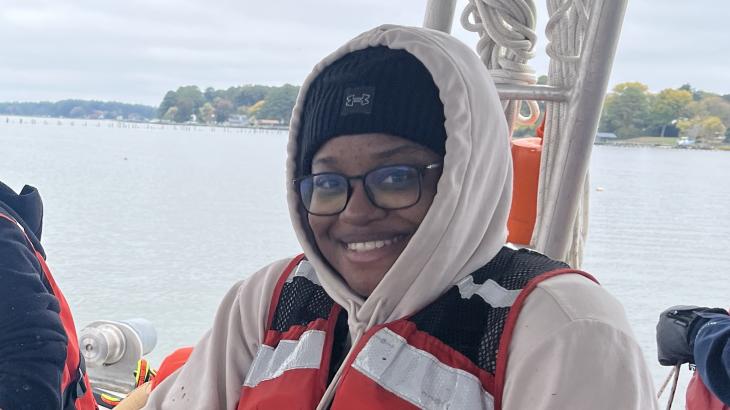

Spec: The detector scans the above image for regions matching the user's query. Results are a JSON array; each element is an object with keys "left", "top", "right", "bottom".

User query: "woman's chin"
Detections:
[
  {"left": 336, "top": 259, "right": 394, "bottom": 298},
  {"left": 334, "top": 241, "right": 410, "bottom": 296}
]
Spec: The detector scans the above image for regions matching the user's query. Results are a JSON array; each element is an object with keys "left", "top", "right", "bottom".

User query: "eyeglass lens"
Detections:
[{"left": 300, "top": 165, "right": 422, "bottom": 215}]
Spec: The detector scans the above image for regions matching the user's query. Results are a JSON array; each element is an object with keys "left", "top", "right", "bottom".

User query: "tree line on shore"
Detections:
[
  {"left": 599, "top": 83, "right": 730, "bottom": 144},
  {"left": 157, "top": 84, "right": 298, "bottom": 125},
  {"left": 2, "top": 82, "right": 729, "bottom": 144},
  {"left": 0, "top": 100, "right": 155, "bottom": 121},
  {"left": 0, "top": 84, "right": 300, "bottom": 126}
]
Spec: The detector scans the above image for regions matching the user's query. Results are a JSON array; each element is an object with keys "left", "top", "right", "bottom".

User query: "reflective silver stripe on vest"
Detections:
[
  {"left": 243, "top": 330, "right": 325, "bottom": 388},
  {"left": 286, "top": 260, "right": 321, "bottom": 286},
  {"left": 456, "top": 276, "right": 521, "bottom": 308},
  {"left": 352, "top": 328, "right": 495, "bottom": 410}
]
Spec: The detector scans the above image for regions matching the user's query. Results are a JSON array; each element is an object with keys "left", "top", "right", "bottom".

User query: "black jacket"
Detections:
[{"left": 0, "top": 182, "right": 68, "bottom": 410}]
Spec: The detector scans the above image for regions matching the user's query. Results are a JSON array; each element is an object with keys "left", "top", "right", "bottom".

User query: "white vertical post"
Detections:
[
  {"left": 423, "top": 0, "right": 458, "bottom": 33},
  {"left": 539, "top": 0, "right": 628, "bottom": 261}
]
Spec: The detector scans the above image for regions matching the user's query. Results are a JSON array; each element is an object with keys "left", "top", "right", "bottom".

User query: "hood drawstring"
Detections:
[
  {"left": 365, "top": 298, "right": 385, "bottom": 330},
  {"left": 348, "top": 299, "right": 365, "bottom": 342},
  {"left": 316, "top": 298, "right": 385, "bottom": 409}
]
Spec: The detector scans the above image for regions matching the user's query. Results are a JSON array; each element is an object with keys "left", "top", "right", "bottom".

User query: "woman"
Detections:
[
  {"left": 140, "top": 24, "right": 657, "bottom": 409},
  {"left": 0, "top": 182, "right": 96, "bottom": 410}
]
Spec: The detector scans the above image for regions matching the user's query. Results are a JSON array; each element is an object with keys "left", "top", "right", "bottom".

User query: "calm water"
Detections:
[{"left": 2, "top": 117, "right": 729, "bottom": 405}]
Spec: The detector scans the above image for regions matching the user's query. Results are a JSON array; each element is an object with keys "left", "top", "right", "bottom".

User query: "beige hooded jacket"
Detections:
[{"left": 142, "top": 25, "right": 658, "bottom": 410}]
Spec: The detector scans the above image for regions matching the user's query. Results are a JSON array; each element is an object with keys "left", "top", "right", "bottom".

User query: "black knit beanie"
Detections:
[{"left": 297, "top": 46, "right": 447, "bottom": 176}]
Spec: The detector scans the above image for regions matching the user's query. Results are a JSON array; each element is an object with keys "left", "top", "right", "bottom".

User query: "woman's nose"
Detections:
[{"left": 339, "top": 181, "right": 385, "bottom": 224}]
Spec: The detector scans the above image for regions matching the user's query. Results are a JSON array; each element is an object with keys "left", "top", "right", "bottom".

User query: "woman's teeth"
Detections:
[{"left": 346, "top": 236, "right": 402, "bottom": 252}]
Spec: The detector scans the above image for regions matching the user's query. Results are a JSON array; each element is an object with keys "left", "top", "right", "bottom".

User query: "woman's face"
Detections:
[{"left": 307, "top": 133, "right": 442, "bottom": 297}]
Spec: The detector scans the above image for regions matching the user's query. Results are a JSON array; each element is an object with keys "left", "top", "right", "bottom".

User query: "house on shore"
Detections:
[
  {"left": 226, "top": 115, "right": 248, "bottom": 126},
  {"left": 254, "top": 118, "right": 283, "bottom": 127},
  {"left": 595, "top": 132, "right": 618, "bottom": 144}
]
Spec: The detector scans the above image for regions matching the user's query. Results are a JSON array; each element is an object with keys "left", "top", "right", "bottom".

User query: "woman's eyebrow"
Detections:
[
  {"left": 372, "top": 144, "right": 425, "bottom": 160},
  {"left": 312, "top": 144, "right": 425, "bottom": 167},
  {"left": 312, "top": 156, "right": 338, "bottom": 166}
]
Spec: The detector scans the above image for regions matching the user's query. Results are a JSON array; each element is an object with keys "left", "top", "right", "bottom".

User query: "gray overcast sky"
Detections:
[{"left": 1, "top": 1, "right": 728, "bottom": 106}]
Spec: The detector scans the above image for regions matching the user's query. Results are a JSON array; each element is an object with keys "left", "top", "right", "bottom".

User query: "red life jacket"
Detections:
[
  {"left": 238, "top": 248, "right": 595, "bottom": 409},
  {"left": 151, "top": 347, "right": 194, "bottom": 390},
  {"left": 0, "top": 213, "right": 97, "bottom": 410},
  {"left": 687, "top": 370, "right": 729, "bottom": 410}
]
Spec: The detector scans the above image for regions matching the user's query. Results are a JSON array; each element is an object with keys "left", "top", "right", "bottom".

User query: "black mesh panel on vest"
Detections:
[
  {"left": 410, "top": 247, "right": 568, "bottom": 373},
  {"left": 271, "top": 276, "right": 335, "bottom": 332},
  {"left": 328, "top": 310, "right": 350, "bottom": 384}
]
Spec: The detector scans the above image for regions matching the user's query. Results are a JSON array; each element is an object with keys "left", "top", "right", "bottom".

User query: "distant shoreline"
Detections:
[
  {"left": 597, "top": 143, "right": 730, "bottom": 151},
  {"left": 4, "top": 115, "right": 729, "bottom": 151},
  {"left": 0, "top": 115, "right": 289, "bottom": 131},
  {"left": 595, "top": 138, "right": 730, "bottom": 151}
]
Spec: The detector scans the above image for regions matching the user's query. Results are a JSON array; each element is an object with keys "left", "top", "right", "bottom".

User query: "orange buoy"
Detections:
[{"left": 507, "top": 117, "right": 544, "bottom": 245}]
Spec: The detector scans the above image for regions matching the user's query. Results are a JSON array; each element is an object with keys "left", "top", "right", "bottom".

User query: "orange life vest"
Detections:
[
  {"left": 0, "top": 213, "right": 97, "bottom": 410},
  {"left": 237, "top": 248, "right": 595, "bottom": 409},
  {"left": 151, "top": 347, "right": 194, "bottom": 390}
]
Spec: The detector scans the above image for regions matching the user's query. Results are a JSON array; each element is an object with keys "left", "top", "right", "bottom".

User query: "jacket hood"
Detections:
[
  {"left": 286, "top": 24, "right": 512, "bottom": 332},
  {"left": 0, "top": 182, "right": 45, "bottom": 257}
]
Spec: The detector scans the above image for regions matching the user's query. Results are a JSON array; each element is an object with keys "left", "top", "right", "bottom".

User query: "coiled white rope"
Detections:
[
  {"left": 537, "top": 0, "right": 592, "bottom": 267},
  {"left": 460, "top": 0, "right": 541, "bottom": 127},
  {"left": 460, "top": 0, "right": 593, "bottom": 266}
]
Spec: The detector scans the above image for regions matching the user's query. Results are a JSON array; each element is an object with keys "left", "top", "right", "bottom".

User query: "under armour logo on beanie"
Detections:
[
  {"left": 342, "top": 86, "right": 375, "bottom": 115},
  {"left": 297, "top": 46, "right": 447, "bottom": 176}
]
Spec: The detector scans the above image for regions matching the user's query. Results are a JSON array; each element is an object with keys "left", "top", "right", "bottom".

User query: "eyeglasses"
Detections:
[{"left": 295, "top": 163, "right": 442, "bottom": 216}]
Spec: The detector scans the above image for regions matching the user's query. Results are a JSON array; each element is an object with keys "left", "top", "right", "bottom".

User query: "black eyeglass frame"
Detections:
[{"left": 294, "top": 162, "right": 442, "bottom": 216}]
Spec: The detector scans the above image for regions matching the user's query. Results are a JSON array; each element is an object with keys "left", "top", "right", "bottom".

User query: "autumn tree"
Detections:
[
  {"left": 153, "top": 84, "right": 300, "bottom": 125},
  {"left": 256, "top": 84, "right": 299, "bottom": 123},
  {"left": 247, "top": 100, "right": 266, "bottom": 117},
  {"left": 158, "top": 91, "right": 178, "bottom": 118},
  {"left": 172, "top": 86, "right": 204, "bottom": 122},
  {"left": 649, "top": 88, "right": 692, "bottom": 137},
  {"left": 163, "top": 106, "right": 178, "bottom": 122},
  {"left": 677, "top": 116, "right": 727, "bottom": 144},
  {"left": 600, "top": 82, "right": 651, "bottom": 138},
  {"left": 679, "top": 84, "right": 705, "bottom": 101},
  {"left": 214, "top": 98, "right": 234, "bottom": 123},
  {"left": 174, "top": 100, "right": 194, "bottom": 123},
  {"left": 689, "top": 96, "right": 730, "bottom": 130},
  {"left": 233, "top": 85, "right": 272, "bottom": 107},
  {"left": 176, "top": 86, "right": 205, "bottom": 110},
  {"left": 204, "top": 87, "right": 217, "bottom": 102},
  {"left": 199, "top": 102, "right": 215, "bottom": 124}
]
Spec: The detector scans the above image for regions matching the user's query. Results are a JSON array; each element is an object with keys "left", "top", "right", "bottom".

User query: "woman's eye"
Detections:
[
  {"left": 315, "top": 176, "right": 344, "bottom": 190},
  {"left": 378, "top": 169, "right": 416, "bottom": 186},
  {"left": 382, "top": 173, "right": 409, "bottom": 184}
]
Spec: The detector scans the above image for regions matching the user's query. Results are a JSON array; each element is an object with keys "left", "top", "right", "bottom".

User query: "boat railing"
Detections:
[{"left": 423, "top": 0, "right": 628, "bottom": 267}]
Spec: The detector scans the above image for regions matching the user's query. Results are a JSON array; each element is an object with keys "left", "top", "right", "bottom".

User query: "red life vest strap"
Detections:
[
  {"left": 266, "top": 254, "right": 306, "bottom": 327},
  {"left": 494, "top": 268, "right": 598, "bottom": 409}
]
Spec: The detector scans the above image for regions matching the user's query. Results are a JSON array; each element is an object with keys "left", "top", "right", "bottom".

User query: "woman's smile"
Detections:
[
  {"left": 339, "top": 233, "right": 410, "bottom": 265},
  {"left": 343, "top": 234, "right": 405, "bottom": 252}
]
